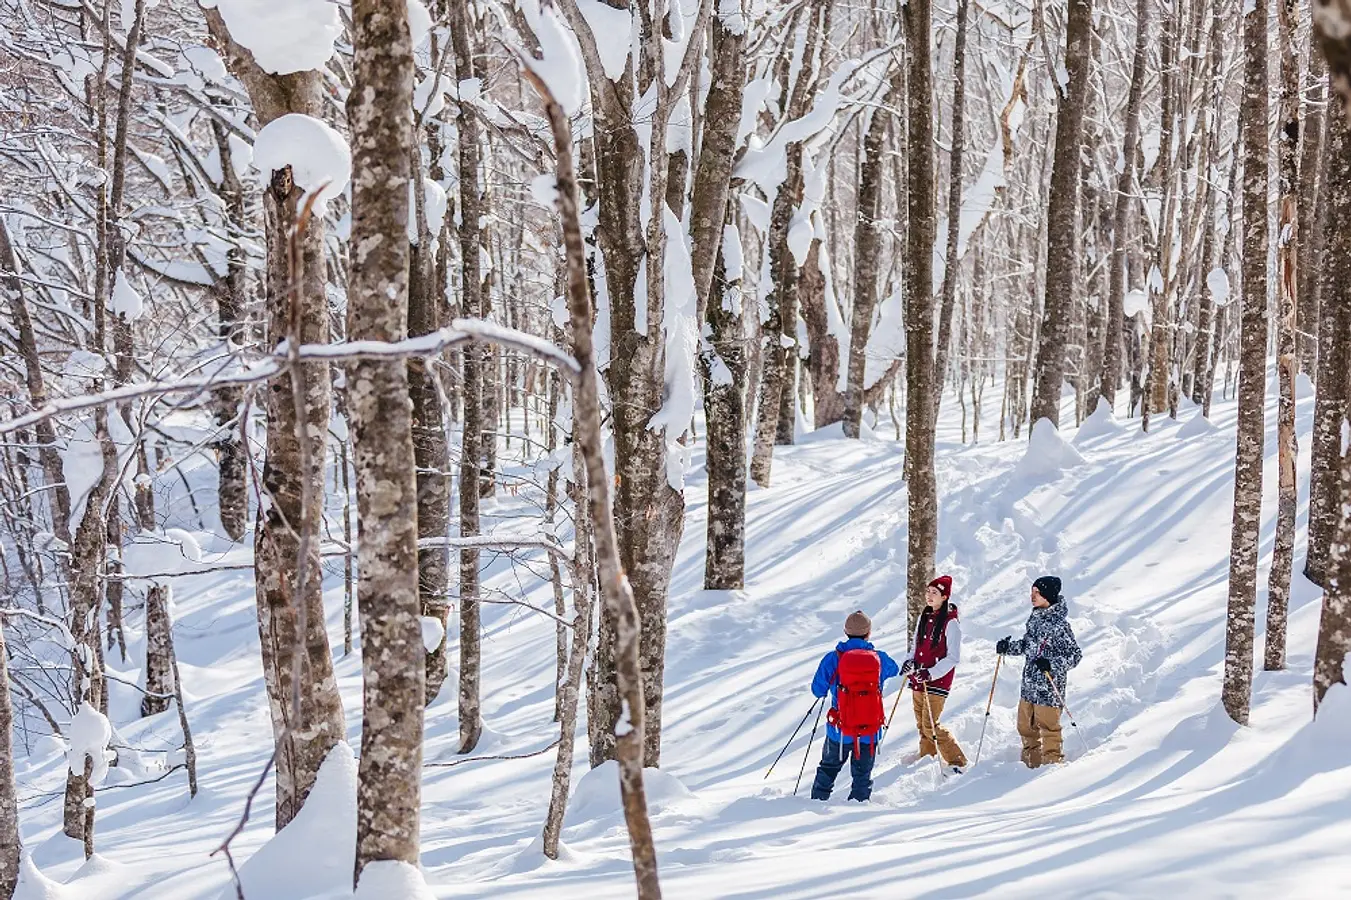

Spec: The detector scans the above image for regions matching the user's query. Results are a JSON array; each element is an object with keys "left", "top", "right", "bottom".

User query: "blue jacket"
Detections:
[{"left": 810, "top": 638, "right": 902, "bottom": 744}]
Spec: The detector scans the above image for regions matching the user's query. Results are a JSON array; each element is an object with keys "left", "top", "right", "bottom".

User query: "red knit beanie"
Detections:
[{"left": 928, "top": 575, "right": 953, "bottom": 598}]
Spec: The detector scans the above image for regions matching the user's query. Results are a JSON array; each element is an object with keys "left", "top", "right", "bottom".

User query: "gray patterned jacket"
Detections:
[{"left": 1006, "top": 600, "right": 1082, "bottom": 707}]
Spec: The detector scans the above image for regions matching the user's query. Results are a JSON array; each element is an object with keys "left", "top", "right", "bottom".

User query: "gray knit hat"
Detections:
[{"left": 844, "top": 610, "right": 872, "bottom": 638}]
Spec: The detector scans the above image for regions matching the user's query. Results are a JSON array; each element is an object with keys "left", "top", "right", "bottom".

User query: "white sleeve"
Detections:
[{"left": 926, "top": 618, "right": 962, "bottom": 679}]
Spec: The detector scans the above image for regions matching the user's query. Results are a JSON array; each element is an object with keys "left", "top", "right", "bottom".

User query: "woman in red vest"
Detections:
[{"left": 902, "top": 575, "right": 969, "bottom": 773}]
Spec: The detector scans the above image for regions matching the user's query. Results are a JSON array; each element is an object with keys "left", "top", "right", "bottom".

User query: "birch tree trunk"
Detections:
[
  {"left": 1306, "top": 91, "right": 1351, "bottom": 586},
  {"left": 346, "top": 0, "right": 423, "bottom": 878},
  {"left": 1223, "top": 0, "right": 1269, "bottom": 725},
  {"left": 1265, "top": 0, "right": 1301, "bottom": 671},
  {"left": 1297, "top": 48, "right": 1327, "bottom": 377},
  {"left": 1030, "top": 0, "right": 1094, "bottom": 427},
  {"left": 0, "top": 619, "right": 17, "bottom": 899},
  {"left": 933, "top": 0, "right": 970, "bottom": 408},
  {"left": 451, "top": 0, "right": 486, "bottom": 753},
  {"left": 843, "top": 73, "right": 903, "bottom": 437},
  {"left": 206, "top": 19, "right": 347, "bottom": 828},
  {"left": 210, "top": 120, "right": 250, "bottom": 543},
  {"left": 694, "top": 8, "right": 748, "bottom": 590},
  {"left": 904, "top": 0, "right": 938, "bottom": 630},
  {"left": 531, "top": 66, "right": 662, "bottom": 899},
  {"left": 141, "top": 584, "right": 172, "bottom": 717}
]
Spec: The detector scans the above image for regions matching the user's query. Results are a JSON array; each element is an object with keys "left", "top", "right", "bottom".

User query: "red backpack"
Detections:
[{"left": 827, "top": 649, "right": 885, "bottom": 755}]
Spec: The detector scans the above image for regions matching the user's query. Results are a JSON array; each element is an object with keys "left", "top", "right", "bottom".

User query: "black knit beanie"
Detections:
[{"left": 1033, "top": 576, "right": 1062, "bottom": 603}]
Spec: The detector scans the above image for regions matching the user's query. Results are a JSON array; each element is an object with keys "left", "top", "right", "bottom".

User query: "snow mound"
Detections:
[
  {"left": 14, "top": 854, "right": 67, "bottom": 900},
  {"left": 219, "top": 743, "right": 356, "bottom": 900},
  {"left": 251, "top": 115, "right": 351, "bottom": 214},
  {"left": 565, "top": 760, "right": 692, "bottom": 825},
  {"left": 1014, "top": 419, "right": 1086, "bottom": 481},
  {"left": 1177, "top": 411, "right": 1218, "bottom": 439},
  {"left": 1073, "top": 397, "right": 1120, "bottom": 444},
  {"left": 352, "top": 861, "right": 435, "bottom": 900}
]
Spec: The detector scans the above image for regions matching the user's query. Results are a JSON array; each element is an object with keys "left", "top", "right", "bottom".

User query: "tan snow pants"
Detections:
[
  {"left": 1017, "top": 699, "right": 1063, "bottom": 767},
  {"left": 912, "top": 690, "right": 969, "bottom": 767}
]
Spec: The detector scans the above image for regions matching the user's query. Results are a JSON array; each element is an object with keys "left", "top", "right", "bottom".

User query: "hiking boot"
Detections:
[{"left": 947, "top": 765, "right": 965, "bottom": 776}]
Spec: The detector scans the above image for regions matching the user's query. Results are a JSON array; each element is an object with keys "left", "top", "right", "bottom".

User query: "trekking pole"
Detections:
[
  {"left": 1042, "top": 670, "right": 1090, "bottom": 756},
  {"left": 972, "top": 654, "right": 1003, "bottom": 768},
  {"left": 765, "top": 696, "right": 823, "bottom": 779},
  {"left": 920, "top": 683, "right": 947, "bottom": 782},
  {"left": 793, "top": 696, "right": 827, "bottom": 796},
  {"left": 881, "top": 683, "right": 906, "bottom": 742}
]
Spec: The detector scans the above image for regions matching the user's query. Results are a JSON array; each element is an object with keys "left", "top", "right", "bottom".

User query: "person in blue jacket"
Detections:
[{"left": 809, "top": 610, "right": 902, "bottom": 801}]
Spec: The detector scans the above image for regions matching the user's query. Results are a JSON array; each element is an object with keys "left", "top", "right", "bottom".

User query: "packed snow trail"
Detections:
[{"left": 11, "top": 381, "right": 1350, "bottom": 899}]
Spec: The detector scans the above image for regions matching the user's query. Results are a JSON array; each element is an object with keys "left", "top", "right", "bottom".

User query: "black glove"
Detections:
[
  {"left": 1034, "top": 657, "right": 1052, "bottom": 674},
  {"left": 900, "top": 659, "right": 916, "bottom": 676},
  {"left": 996, "top": 637, "right": 1011, "bottom": 655}
]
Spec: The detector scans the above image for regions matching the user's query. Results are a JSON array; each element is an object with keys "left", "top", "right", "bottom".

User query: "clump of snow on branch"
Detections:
[
  {"left": 1123, "top": 288, "right": 1150, "bottom": 323},
  {"left": 219, "top": 744, "right": 356, "bottom": 900},
  {"left": 863, "top": 289, "right": 905, "bottom": 390},
  {"left": 406, "top": 0, "right": 431, "bottom": 50},
  {"left": 407, "top": 179, "right": 448, "bottom": 248},
  {"left": 420, "top": 616, "right": 445, "bottom": 653},
  {"left": 648, "top": 209, "right": 700, "bottom": 491},
  {"left": 198, "top": 0, "right": 341, "bottom": 76},
  {"left": 518, "top": 0, "right": 585, "bottom": 115},
  {"left": 251, "top": 114, "right": 351, "bottom": 214},
  {"left": 575, "top": 0, "right": 634, "bottom": 82},
  {"left": 112, "top": 270, "right": 144, "bottom": 320},
  {"left": 67, "top": 702, "right": 112, "bottom": 787},
  {"left": 1206, "top": 267, "right": 1231, "bottom": 307},
  {"left": 735, "top": 61, "right": 860, "bottom": 194}
]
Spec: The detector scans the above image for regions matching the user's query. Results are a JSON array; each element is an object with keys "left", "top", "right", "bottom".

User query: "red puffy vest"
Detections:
[
  {"left": 914, "top": 604, "right": 959, "bottom": 695},
  {"left": 826, "top": 649, "right": 886, "bottom": 754}
]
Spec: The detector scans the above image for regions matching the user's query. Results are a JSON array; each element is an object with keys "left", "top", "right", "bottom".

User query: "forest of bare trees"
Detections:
[{"left": 0, "top": 0, "right": 1348, "bottom": 894}]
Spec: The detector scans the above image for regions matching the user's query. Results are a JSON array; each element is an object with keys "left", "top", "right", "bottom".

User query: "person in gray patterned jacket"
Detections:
[{"left": 995, "top": 576, "right": 1082, "bottom": 768}]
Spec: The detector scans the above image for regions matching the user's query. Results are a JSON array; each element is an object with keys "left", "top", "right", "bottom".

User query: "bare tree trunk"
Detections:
[
  {"left": 543, "top": 446, "right": 593, "bottom": 858},
  {"left": 142, "top": 584, "right": 173, "bottom": 717},
  {"left": 211, "top": 120, "right": 250, "bottom": 543},
  {"left": 1265, "top": 0, "right": 1301, "bottom": 671},
  {"left": 904, "top": 0, "right": 938, "bottom": 631},
  {"left": 844, "top": 73, "right": 903, "bottom": 437},
  {"left": 750, "top": 148, "right": 805, "bottom": 486},
  {"left": 1030, "top": 0, "right": 1094, "bottom": 427},
  {"left": 1297, "top": 50, "right": 1328, "bottom": 377},
  {"left": 346, "top": 0, "right": 423, "bottom": 879},
  {"left": 1307, "top": 94, "right": 1351, "bottom": 586},
  {"left": 799, "top": 239, "right": 845, "bottom": 427},
  {"left": 410, "top": 190, "right": 450, "bottom": 704},
  {"left": 0, "top": 619, "right": 18, "bottom": 898},
  {"left": 694, "top": 10, "right": 749, "bottom": 590},
  {"left": 531, "top": 68, "right": 662, "bottom": 900},
  {"left": 208, "top": 10, "right": 348, "bottom": 831},
  {"left": 1193, "top": 1, "right": 1224, "bottom": 410},
  {"left": 167, "top": 619, "right": 198, "bottom": 797},
  {"left": 933, "top": 0, "right": 970, "bottom": 409},
  {"left": 451, "top": 0, "right": 486, "bottom": 754},
  {"left": 1224, "top": 0, "right": 1269, "bottom": 726}
]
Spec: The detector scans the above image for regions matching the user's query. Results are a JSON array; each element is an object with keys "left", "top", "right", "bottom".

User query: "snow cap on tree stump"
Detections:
[
  {"left": 845, "top": 611, "right": 872, "bottom": 638},
  {"left": 929, "top": 575, "right": 953, "bottom": 598}
]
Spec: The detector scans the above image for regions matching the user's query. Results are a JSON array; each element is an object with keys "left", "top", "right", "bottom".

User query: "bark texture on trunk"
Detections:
[
  {"left": 531, "top": 68, "right": 662, "bottom": 899},
  {"left": 346, "top": 0, "right": 423, "bottom": 878},
  {"left": 1266, "top": 0, "right": 1301, "bottom": 671},
  {"left": 1297, "top": 48, "right": 1327, "bottom": 377},
  {"left": 1307, "top": 93, "right": 1351, "bottom": 586},
  {"left": 1029, "top": 0, "right": 1094, "bottom": 427},
  {"left": 451, "top": 0, "right": 486, "bottom": 754},
  {"left": 693, "top": 12, "right": 748, "bottom": 590},
  {"left": 843, "top": 74, "right": 902, "bottom": 438},
  {"left": 207, "top": 11, "right": 348, "bottom": 831},
  {"left": 933, "top": 0, "right": 970, "bottom": 408},
  {"left": 1224, "top": 0, "right": 1269, "bottom": 726},
  {"left": 141, "top": 584, "right": 173, "bottom": 717},
  {"left": 0, "top": 620, "right": 18, "bottom": 898},
  {"left": 904, "top": 0, "right": 938, "bottom": 630}
]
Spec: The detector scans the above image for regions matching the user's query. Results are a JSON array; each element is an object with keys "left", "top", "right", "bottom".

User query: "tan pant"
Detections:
[
  {"left": 1017, "top": 699, "right": 1063, "bottom": 768},
  {"left": 912, "top": 690, "right": 968, "bottom": 767}
]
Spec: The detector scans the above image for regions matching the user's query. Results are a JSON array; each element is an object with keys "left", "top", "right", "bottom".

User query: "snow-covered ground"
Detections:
[{"left": 12, "top": 372, "right": 1351, "bottom": 899}]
